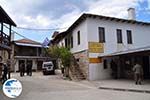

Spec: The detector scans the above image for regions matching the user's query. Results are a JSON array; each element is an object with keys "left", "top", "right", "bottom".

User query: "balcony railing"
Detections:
[{"left": 0, "top": 31, "right": 10, "bottom": 48}]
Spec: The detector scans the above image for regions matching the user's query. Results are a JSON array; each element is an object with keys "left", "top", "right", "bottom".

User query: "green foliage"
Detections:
[
  {"left": 47, "top": 46, "right": 72, "bottom": 68},
  {"left": 47, "top": 45, "right": 61, "bottom": 58},
  {"left": 59, "top": 47, "right": 72, "bottom": 68}
]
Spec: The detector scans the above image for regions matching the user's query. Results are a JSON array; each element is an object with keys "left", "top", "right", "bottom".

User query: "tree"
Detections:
[
  {"left": 59, "top": 47, "right": 72, "bottom": 77},
  {"left": 47, "top": 46, "right": 72, "bottom": 77}
]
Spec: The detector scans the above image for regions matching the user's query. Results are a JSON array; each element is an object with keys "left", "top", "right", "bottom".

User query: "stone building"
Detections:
[{"left": 0, "top": 6, "right": 16, "bottom": 79}]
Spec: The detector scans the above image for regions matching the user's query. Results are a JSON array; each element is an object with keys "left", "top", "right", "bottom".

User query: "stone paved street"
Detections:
[{"left": 0, "top": 72, "right": 150, "bottom": 100}]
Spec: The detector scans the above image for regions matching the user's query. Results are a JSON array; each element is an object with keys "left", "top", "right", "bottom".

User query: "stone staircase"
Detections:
[{"left": 69, "top": 56, "right": 86, "bottom": 80}]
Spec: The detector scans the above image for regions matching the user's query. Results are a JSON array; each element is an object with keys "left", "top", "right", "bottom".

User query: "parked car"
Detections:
[{"left": 42, "top": 61, "right": 55, "bottom": 75}]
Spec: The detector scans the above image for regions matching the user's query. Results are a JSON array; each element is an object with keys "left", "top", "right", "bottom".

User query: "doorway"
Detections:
[
  {"left": 18, "top": 60, "right": 25, "bottom": 72},
  {"left": 143, "top": 56, "right": 150, "bottom": 79}
]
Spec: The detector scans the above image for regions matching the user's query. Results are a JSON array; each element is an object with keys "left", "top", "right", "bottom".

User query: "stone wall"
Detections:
[{"left": 73, "top": 50, "right": 89, "bottom": 79}]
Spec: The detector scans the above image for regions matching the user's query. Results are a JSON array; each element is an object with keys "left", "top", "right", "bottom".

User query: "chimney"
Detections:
[
  {"left": 128, "top": 8, "right": 136, "bottom": 20},
  {"left": 52, "top": 31, "right": 59, "bottom": 38}
]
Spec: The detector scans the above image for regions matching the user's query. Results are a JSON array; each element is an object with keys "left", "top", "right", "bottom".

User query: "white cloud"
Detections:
[
  {"left": 86, "top": 0, "right": 139, "bottom": 18},
  {"left": 23, "top": 15, "right": 51, "bottom": 28},
  {"left": 147, "top": 0, "right": 150, "bottom": 9},
  {"left": 0, "top": 0, "right": 145, "bottom": 33}
]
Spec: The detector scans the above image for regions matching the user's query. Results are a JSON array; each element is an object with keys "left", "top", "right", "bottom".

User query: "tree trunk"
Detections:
[{"left": 64, "top": 67, "right": 69, "bottom": 78}]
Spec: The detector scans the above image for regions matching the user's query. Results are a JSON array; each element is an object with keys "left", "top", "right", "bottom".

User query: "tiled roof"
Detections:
[
  {"left": 14, "top": 39, "right": 41, "bottom": 45},
  {"left": 52, "top": 13, "right": 150, "bottom": 43}
]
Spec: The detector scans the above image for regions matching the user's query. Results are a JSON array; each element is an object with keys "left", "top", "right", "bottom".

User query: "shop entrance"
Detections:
[{"left": 143, "top": 56, "right": 150, "bottom": 79}]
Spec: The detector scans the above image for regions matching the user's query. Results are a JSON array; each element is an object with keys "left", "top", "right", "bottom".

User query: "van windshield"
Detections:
[{"left": 44, "top": 64, "right": 52, "bottom": 67}]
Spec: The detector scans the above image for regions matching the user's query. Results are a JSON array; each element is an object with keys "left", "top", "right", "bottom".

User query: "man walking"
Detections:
[{"left": 133, "top": 63, "right": 143, "bottom": 85}]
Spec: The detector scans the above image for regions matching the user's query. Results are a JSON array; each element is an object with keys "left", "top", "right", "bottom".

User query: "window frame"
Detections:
[
  {"left": 116, "top": 29, "right": 123, "bottom": 43},
  {"left": 71, "top": 35, "right": 73, "bottom": 48},
  {"left": 77, "top": 31, "right": 80, "bottom": 45},
  {"left": 127, "top": 30, "right": 133, "bottom": 44},
  {"left": 65, "top": 38, "right": 68, "bottom": 48},
  {"left": 98, "top": 27, "right": 105, "bottom": 43}
]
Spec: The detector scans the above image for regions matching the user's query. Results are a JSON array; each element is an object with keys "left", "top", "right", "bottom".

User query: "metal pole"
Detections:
[{"left": 8, "top": 25, "right": 12, "bottom": 79}]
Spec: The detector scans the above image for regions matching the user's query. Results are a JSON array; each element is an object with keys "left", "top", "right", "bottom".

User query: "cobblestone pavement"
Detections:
[{"left": 0, "top": 72, "right": 150, "bottom": 100}]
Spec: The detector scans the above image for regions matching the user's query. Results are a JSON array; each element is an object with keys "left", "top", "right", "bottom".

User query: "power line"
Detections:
[
  {"left": 12, "top": 31, "right": 29, "bottom": 39},
  {"left": 3, "top": 24, "right": 32, "bottom": 40}
]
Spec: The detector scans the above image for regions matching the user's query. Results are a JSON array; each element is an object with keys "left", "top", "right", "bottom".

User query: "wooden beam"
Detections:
[
  {"left": 9, "top": 25, "right": 12, "bottom": 42},
  {"left": 1, "top": 22, "right": 3, "bottom": 33}
]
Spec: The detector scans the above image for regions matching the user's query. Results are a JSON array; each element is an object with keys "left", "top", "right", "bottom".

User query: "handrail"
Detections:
[{"left": 0, "top": 31, "right": 10, "bottom": 46}]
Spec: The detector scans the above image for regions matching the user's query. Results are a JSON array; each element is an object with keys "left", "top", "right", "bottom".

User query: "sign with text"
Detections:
[{"left": 88, "top": 42, "right": 104, "bottom": 53}]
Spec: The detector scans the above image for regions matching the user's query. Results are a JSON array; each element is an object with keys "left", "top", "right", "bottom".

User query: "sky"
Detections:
[{"left": 1, "top": 0, "right": 150, "bottom": 43}]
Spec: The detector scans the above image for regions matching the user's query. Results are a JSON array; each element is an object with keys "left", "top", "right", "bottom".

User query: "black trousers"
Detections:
[{"left": 2, "top": 72, "right": 7, "bottom": 83}]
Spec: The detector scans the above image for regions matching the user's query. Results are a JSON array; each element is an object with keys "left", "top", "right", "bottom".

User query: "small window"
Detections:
[
  {"left": 65, "top": 38, "right": 68, "bottom": 48},
  {"left": 127, "top": 30, "right": 132, "bottom": 44},
  {"left": 77, "top": 31, "right": 80, "bottom": 45},
  {"left": 116, "top": 29, "right": 123, "bottom": 43},
  {"left": 98, "top": 27, "right": 105, "bottom": 43},
  {"left": 71, "top": 36, "right": 73, "bottom": 48},
  {"left": 103, "top": 59, "right": 107, "bottom": 69},
  {"left": 68, "top": 37, "right": 70, "bottom": 48}
]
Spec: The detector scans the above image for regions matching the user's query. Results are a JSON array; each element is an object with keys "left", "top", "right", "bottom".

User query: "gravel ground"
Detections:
[{"left": 0, "top": 72, "right": 150, "bottom": 100}]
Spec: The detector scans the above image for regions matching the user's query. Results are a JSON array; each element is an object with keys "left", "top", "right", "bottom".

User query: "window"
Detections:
[
  {"left": 98, "top": 27, "right": 105, "bottom": 43},
  {"left": 77, "top": 31, "right": 80, "bottom": 45},
  {"left": 68, "top": 37, "right": 70, "bottom": 48},
  {"left": 127, "top": 30, "right": 132, "bottom": 44},
  {"left": 116, "top": 29, "right": 123, "bottom": 43},
  {"left": 71, "top": 36, "right": 73, "bottom": 48},
  {"left": 61, "top": 42, "right": 64, "bottom": 47},
  {"left": 65, "top": 38, "right": 68, "bottom": 48}
]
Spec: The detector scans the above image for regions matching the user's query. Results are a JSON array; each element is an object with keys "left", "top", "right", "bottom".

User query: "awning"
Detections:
[
  {"left": 14, "top": 56, "right": 56, "bottom": 61},
  {"left": 99, "top": 45, "right": 150, "bottom": 57},
  {"left": 15, "top": 42, "right": 43, "bottom": 47}
]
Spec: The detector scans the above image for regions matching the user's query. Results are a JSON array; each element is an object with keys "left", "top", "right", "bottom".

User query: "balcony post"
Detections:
[
  {"left": 1, "top": 22, "right": 3, "bottom": 33},
  {"left": 8, "top": 25, "right": 12, "bottom": 79},
  {"left": 9, "top": 25, "right": 12, "bottom": 42}
]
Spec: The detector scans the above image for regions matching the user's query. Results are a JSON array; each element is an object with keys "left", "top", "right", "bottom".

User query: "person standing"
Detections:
[
  {"left": 133, "top": 63, "right": 143, "bottom": 85},
  {"left": 29, "top": 62, "right": 32, "bottom": 76},
  {"left": 2, "top": 63, "right": 8, "bottom": 83},
  {"left": 26, "top": 62, "right": 30, "bottom": 76},
  {"left": 20, "top": 62, "right": 25, "bottom": 77}
]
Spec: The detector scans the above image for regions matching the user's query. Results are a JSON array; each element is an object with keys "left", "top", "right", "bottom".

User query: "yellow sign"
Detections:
[
  {"left": 88, "top": 42, "right": 104, "bottom": 53},
  {"left": 89, "top": 58, "right": 102, "bottom": 63}
]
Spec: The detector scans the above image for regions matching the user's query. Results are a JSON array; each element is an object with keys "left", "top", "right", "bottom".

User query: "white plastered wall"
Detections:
[{"left": 87, "top": 17, "right": 150, "bottom": 80}]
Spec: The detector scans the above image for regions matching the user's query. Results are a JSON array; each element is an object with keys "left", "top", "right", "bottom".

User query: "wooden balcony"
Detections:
[{"left": 0, "top": 31, "right": 11, "bottom": 50}]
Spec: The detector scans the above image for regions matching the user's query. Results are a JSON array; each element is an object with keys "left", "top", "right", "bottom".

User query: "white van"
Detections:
[{"left": 42, "top": 61, "right": 55, "bottom": 75}]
